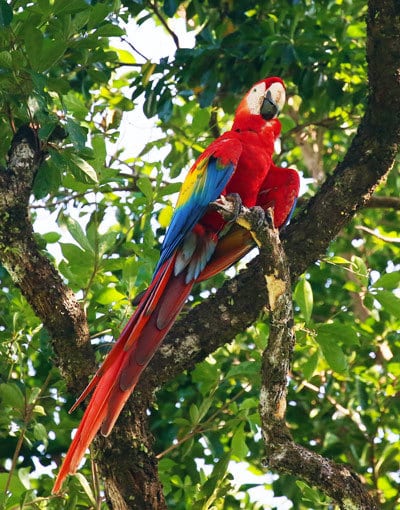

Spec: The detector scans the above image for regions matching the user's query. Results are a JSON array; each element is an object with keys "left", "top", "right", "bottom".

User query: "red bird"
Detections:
[{"left": 53, "top": 77, "right": 299, "bottom": 493}]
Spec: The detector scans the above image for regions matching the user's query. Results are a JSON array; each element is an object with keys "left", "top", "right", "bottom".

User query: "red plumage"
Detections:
[{"left": 53, "top": 77, "right": 299, "bottom": 493}]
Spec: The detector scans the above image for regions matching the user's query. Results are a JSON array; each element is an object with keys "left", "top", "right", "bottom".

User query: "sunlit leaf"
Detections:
[{"left": 294, "top": 277, "right": 313, "bottom": 323}]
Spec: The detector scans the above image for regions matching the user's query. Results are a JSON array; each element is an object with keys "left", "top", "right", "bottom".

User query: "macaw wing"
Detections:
[{"left": 155, "top": 137, "right": 242, "bottom": 272}]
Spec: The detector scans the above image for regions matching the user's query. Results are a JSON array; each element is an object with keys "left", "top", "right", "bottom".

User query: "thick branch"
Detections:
[
  {"left": 297, "top": 194, "right": 400, "bottom": 211},
  {"left": 251, "top": 210, "right": 379, "bottom": 510},
  {"left": 95, "top": 393, "right": 166, "bottom": 510},
  {"left": 0, "top": 1, "right": 398, "bottom": 508},
  {"left": 0, "top": 127, "right": 94, "bottom": 394},
  {"left": 140, "top": 0, "right": 400, "bottom": 390}
]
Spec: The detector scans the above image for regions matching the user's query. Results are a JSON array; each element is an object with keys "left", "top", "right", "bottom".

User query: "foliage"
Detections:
[{"left": 0, "top": 0, "right": 399, "bottom": 508}]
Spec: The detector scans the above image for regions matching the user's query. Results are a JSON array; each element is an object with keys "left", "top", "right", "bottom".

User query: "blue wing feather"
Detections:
[{"left": 154, "top": 155, "right": 237, "bottom": 274}]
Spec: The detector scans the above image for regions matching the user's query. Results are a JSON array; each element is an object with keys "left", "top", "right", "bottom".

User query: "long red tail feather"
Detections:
[{"left": 52, "top": 258, "right": 194, "bottom": 493}]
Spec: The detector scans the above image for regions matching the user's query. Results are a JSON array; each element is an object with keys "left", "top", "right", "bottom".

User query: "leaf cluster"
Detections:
[{"left": 0, "top": 0, "right": 399, "bottom": 508}]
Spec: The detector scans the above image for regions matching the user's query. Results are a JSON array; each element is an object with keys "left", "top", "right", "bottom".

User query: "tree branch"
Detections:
[
  {"left": 147, "top": 0, "right": 180, "bottom": 49},
  {"left": 0, "top": 127, "right": 94, "bottom": 394},
  {"left": 252, "top": 209, "right": 378, "bottom": 509},
  {"left": 0, "top": 1, "right": 398, "bottom": 507}
]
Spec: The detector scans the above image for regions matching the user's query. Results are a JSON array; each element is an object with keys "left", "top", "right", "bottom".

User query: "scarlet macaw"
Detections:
[{"left": 53, "top": 77, "right": 299, "bottom": 493}]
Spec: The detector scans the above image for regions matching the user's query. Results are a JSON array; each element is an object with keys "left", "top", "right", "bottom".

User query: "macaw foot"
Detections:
[
  {"left": 223, "top": 193, "right": 243, "bottom": 220},
  {"left": 249, "top": 205, "right": 267, "bottom": 230},
  {"left": 210, "top": 193, "right": 242, "bottom": 221},
  {"left": 262, "top": 207, "right": 275, "bottom": 229},
  {"left": 235, "top": 206, "right": 276, "bottom": 250}
]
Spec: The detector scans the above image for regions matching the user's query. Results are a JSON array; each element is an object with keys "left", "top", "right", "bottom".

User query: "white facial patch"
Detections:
[
  {"left": 246, "top": 82, "right": 267, "bottom": 115},
  {"left": 245, "top": 81, "right": 286, "bottom": 117},
  {"left": 268, "top": 82, "right": 286, "bottom": 114}
]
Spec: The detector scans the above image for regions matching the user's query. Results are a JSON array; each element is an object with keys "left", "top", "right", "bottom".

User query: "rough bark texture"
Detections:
[
  {"left": 97, "top": 393, "right": 166, "bottom": 510},
  {"left": 0, "top": 127, "right": 94, "bottom": 394},
  {"left": 248, "top": 209, "right": 379, "bottom": 510},
  {"left": 0, "top": 1, "right": 399, "bottom": 508}
]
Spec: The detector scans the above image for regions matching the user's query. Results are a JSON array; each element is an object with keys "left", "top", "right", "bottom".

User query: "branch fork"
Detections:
[{"left": 212, "top": 199, "right": 379, "bottom": 510}]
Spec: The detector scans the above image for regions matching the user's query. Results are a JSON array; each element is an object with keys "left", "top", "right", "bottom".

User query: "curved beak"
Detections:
[{"left": 260, "top": 90, "right": 279, "bottom": 120}]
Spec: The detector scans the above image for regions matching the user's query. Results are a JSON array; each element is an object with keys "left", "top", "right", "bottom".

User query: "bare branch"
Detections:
[
  {"left": 147, "top": 0, "right": 180, "bottom": 49},
  {"left": 0, "top": 126, "right": 94, "bottom": 394},
  {"left": 356, "top": 224, "right": 400, "bottom": 243},
  {"left": 249, "top": 212, "right": 379, "bottom": 509}
]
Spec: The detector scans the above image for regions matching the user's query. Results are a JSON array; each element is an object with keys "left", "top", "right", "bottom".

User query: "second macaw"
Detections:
[{"left": 53, "top": 76, "right": 299, "bottom": 493}]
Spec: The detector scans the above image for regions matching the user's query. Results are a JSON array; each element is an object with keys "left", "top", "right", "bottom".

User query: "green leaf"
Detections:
[
  {"left": 63, "top": 92, "right": 89, "bottom": 119},
  {"left": 66, "top": 118, "right": 88, "bottom": 150},
  {"left": 158, "top": 96, "right": 173, "bottom": 122},
  {"left": 96, "top": 287, "right": 126, "bottom": 305},
  {"left": 189, "top": 403, "right": 199, "bottom": 424},
  {"left": 158, "top": 204, "right": 173, "bottom": 228},
  {"left": 87, "top": 2, "right": 112, "bottom": 30},
  {"left": 18, "top": 467, "right": 32, "bottom": 490},
  {"left": 296, "top": 480, "right": 326, "bottom": 505},
  {"left": 41, "top": 232, "right": 62, "bottom": 244},
  {"left": 231, "top": 423, "right": 249, "bottom": 460},
  {"left": 350, "top": 255, "right": 369, "bottom": 287},
  {"left": 0, "top": 382, "right": 25, "bottom": 411},
  {"left": 95, "top": 24, "right": 125, "bottom": 37},
  {"left": 53, "top": 0, "right": 88, "bottom": 15},
  {"left": 74, "top": 472, "right": 97, "bottom": 507},
  {"left": 33, "top": 422, "right": 48, "bottom": 446},
  {"left": 301, "top": 350, "right": 319, "bottom": 379},
  {"left": 37, "top": 39, "right": 66, "bottom": 71},
  {"left": 375, "top": 290, "right": 400, "bottom": 318},
  {"left": 201, "top": 453, "right": 230, "bottom": 502},
  {"left": 324, "top": 255, "right": 351, "bottom": 265},
  {"left": 197, "top": 395, "right": 214, "bottom": 421},
  {"left": 0, "top": 50, "right": 12, "bottom": 68},
  {"left": 60, "top": 243, "right": 95, "bottom": 283},
  {"left": 0, "top": 0, "right": 13, "bottom": 27},
  {"left": 24, "top": 27, "right": 44, "bottom": 70},
  {"left": 226, "top": 360, "right": 261, "bottom": 381},
  {"left": 294, "top": 277, "right": 313, "bottom": 323},
  {"left": 65, "top": 217, "right": 94, "bottom": 253},
  {"left": 163, "top": 0, "right": 178, "bottom": 17},
  {"left": 143, "top": 88, "right": 158, "bottom": 118},
  {"left": 33, "top": 158, "right": 62, "bottom": 198},
  {"left": 0, "top": 473, "right": 25, "bottom": 505},
  {"left": 373, "top": 271, "right": 400, "bottom": 290},
  {"left": 316, "top": 335, "right": 348, "bottom": 373},
  {"left": 316, "top": 322, "right": 359, "bottom": 347},
  {"left": 69, "top": 154, "right": 99, "bottom": 184},
  {"left": 137, "top": 176, "right": 153, "bottom": 201}
]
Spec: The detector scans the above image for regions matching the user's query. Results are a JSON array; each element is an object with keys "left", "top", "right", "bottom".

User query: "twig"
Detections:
[
  {"left": 209, "top": 101, "right": 221, "bottom": 139},
  {"left": 4, "top": 371, "right": 53, "bottom": 495},
  {"left": 147, "top": 0, "right": 180, "bottom": 49},
  {"left": 365, "top": 196, "right": 400, "bottom": 210},
  {"left": 356, "top": 225, "right": 400, "bottom": 243},
  {"left": 120, "top": 36, "right": 149, "bottom": 62}
]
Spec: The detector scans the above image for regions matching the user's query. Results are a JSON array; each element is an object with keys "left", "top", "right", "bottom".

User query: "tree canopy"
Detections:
[{"left": 0, "top": 0, "right": 399, "bottom": 508}]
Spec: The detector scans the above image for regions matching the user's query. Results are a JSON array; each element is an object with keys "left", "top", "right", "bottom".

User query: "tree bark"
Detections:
[
  {"left": 0, "top": 127, "right": 94, "bottom": 394},
  {"left": 0, "top": 0, "right": 399, "bottom": 508},
  {"left": 247, "top": 208, "right": 378, "bottom": 509}
]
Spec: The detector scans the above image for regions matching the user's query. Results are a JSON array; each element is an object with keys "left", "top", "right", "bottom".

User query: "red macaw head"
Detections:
[{"left": 233, "top": 77, "right": 286, "bottom": 132}]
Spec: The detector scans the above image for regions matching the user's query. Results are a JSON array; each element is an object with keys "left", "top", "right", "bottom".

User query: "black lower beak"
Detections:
[{"left": 261, "top": 90, "right": 279, "bottom": 120}]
